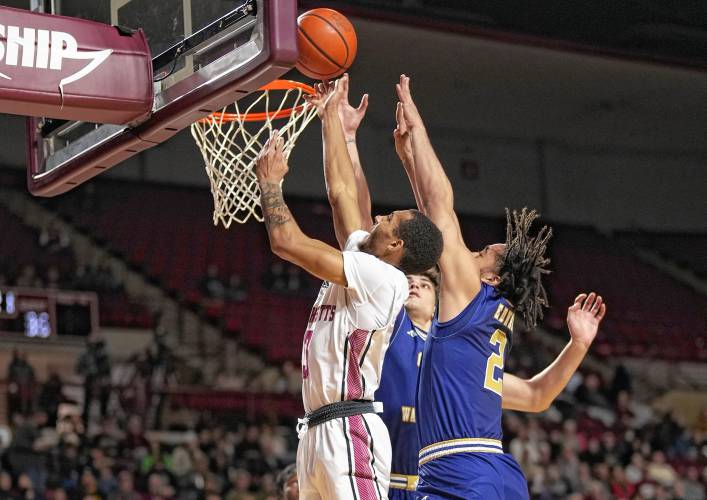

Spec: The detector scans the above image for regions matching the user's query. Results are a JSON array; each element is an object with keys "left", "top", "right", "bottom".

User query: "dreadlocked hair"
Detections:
[{"left": 496, "top": 208, "right": 553, "bottom": 329}]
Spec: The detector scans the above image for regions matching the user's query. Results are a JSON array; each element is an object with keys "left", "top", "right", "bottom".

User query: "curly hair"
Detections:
[
  {"left": 396, "top": 210, "right": 444, "bottom": 275},
  {"left": 495, "top": 208, "right": 552, "bottom": 329}
]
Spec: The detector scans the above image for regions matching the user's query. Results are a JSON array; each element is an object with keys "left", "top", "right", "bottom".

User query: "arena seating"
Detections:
[
  {"left": 617, "top": 231, "right": 707, "bottom": 279},
  {"left": 0, "top": 203, "right": 154, "bottom": 329},
  {"left": 42, "top": 179, "right": 707, "bottom": 362}
]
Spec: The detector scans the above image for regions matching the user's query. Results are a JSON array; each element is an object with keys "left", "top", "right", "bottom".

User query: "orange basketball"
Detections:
[{"left": 296, "top": 8, "right": 357, "bottom": 80}]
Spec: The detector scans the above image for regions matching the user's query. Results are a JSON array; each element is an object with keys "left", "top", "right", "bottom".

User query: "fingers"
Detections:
[
  {"left": 591, "top": 295, "right": 603, "bottom": 316},
  {"left": 581, "top": 292, "right": 596, "bottom": 312},
  {"left": 596, "top": 303, "right": 607, "bottom": 322},
  {"left": 264, "top": 129, "right": 281, "bottom": 153},
  {"left": 395, "top": 102, "right": 405, "bottom": 126},
  {"left": 274, "top": 130, "right": 284, "bottom": 155},
  {"left": 397, "top": 74, "right": 412, "bottom": 102},
  {"left": 358, "top": 93, "right": 369, "bottom": 112},
  {"left": 340, "top": 72, "right": 349, "bottom": 99},
  {"left": 402, "top": 74, "right": 410, "bottom": 96},
  {"left": 576, "top": 292, "right": 606, "bottom": 319}
]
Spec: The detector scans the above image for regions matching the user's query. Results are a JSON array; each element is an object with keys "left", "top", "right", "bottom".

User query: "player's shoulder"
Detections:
[{"left": 344, "top": 229, "right": 370, "bottom": 251}]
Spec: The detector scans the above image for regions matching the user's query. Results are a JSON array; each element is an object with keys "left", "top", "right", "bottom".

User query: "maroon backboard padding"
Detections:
[
  {"left": 0, "top": 6, "right": 153, "bottom": 125},
  {"left": 27, "top": 0, "right": 299, "bottom": 197}
]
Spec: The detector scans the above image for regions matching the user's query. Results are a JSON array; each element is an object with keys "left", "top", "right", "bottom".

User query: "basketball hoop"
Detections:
[{"left": 191, "top": 80, "right": 318, "bottom": 228}]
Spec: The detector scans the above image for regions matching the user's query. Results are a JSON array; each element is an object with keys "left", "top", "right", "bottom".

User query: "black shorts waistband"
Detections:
[{"left": 305, "top": 400, "right": 380, "bottom": 428}]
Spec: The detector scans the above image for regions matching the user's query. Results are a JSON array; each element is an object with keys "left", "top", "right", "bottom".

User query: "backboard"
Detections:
[{"left": 26, "top": 0, "right": 299, "bottom": 196}]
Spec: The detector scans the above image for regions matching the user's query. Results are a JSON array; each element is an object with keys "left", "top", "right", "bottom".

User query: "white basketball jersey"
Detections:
[{"left": 301, "top": 230, "right": 409, "bottom": 413}]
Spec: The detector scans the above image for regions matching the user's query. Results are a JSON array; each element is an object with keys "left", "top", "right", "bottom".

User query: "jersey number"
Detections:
[
  {"left": 302, "top": 330, "right": 314, "bottom": 379},
  {"left": 483, "top": 329, "right": 507, "bottom": 396}
]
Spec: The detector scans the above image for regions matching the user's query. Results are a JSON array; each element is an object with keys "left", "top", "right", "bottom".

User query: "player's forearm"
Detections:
[
  {"left": 259, "top": 181, "right": 305, "bottom": 258},
  {"left": 345, "top": 137, "right": 373, "bottom": 231},
  {"left": 323, "top": 108, "right": 359, "bottom": 206},
  {"left": 399, "top": 149, "right": 426, "bottom": 213},
  {"left": 408, "top": 128, "right": 454, "bottom": 214},
  {"left": 523, "top": 340, "right": 590, "bottom": 412}
]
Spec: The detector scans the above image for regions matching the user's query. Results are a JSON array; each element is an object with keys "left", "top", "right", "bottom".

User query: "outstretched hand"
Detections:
[
  {"left": 335, "top": 73, "right": 369, "bottom": 139},
  {"left": 567, "top": 292, "right": 606, "bottom": 350},
  {"left": 255, "top": 130, "right": 289, "bottom": 184},
  {"left": 305, "top": 80, "right": 334, "bottom": 119},
  {"left": 395, "top": 74, "right": 425, "bottom": 131},
  {"left": 305, "top": 74, "right": 368, "bottom": 138}
]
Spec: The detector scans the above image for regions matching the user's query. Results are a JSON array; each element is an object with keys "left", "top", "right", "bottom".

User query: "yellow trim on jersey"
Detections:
[
  {"left": 418, "top": 437, "right": 504, "bottom": 466},
  {"left": 389, "top": 473, "right": 418, "bottom": 491},
  {"left": 419, "top": 437, "right": 503, "bottom": 455}
]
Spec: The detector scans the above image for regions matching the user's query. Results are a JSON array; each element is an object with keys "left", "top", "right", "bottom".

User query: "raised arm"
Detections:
[
  {"left": 502, "top": 293, "right": 606, "bottom": 412},
  {"left": 337, "top": 75, "right": 373, "bottom": 238},
  {"left": 307, "top": 76, "right": 363, "bottom": 249},
  {"left": 256, "top": 131, "right": 347, "bottom": 287},
  {"left": 394, "top": 102, "right": 424, "bottom": 211},
  {"left": 396, "top": 75, "right": 481, "bottom": 319}
]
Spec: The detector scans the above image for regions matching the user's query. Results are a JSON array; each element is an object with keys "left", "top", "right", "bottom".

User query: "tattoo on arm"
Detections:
[{"left": 260, "top": 182, "right": 292, "bottom": 229}]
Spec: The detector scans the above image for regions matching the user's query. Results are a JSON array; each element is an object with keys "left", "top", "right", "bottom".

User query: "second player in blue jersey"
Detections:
[{"left": 376, "top": 270, "right": 439, "bottom": 499}]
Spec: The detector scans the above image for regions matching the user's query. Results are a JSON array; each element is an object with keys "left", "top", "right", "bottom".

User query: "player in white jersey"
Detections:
[{"left": 255, "top": 76, "right": 443, "bottom": 500}]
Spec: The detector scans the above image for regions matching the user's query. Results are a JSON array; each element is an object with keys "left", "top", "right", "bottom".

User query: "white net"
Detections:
[{"left": 191, "top": 81, "right": 318, "bottom": 228}]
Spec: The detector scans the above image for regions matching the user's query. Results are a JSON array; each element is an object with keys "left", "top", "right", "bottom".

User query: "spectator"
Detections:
[
  {"left": 611, "top": 464, "right": 636, "bottom": 499},
  {"left": 7, "top": 351, "right": 36, "bottom": 419},
  {"left": 15, "top": 265, "right": 42, "bottom": 289},
  {"left": 76, "top": 339, "right": 112, "bottom": 427},
  {"left": 284, "top": 265, "right": 306, "bottom": 294},
  {"left": 145, "top": 472, "right": 175, "bottom": 500},
  {"left": 576, "top": 372, "right": 611, "bottom": 409},
  {"left": 609, "top": 364, "right": 632, "bottom": 403},
  {"left": 77, "top": 468, "right": 103, "bottom": 499},
  {"left": 120, "top": 416, "right": 149, "bottom": 458},
  {"left": 681, "top": 466, "right": 706, "bottom": 500},
  {"left": 226, "top": 273, "right": 248, "bottom": 302},
  {"left": 108, "top": 471, "right": 139, "bottom": 500},
  {"left": 200, "top": 264, "right": 226, "bottom": 301},
  {"left": 16, "top": 473, "right": 35, "bottom": 500},
  {"left": 224, "top": 469, "right": 254, "bottom": 500},
  {"left": 646, "top": 450, "right": 677, "bottom": 487},
  {"left": 45, "top": 266, "right": 63, "bottom": 290},
  {"left": 38, "top": 373, "right": 63, "bottom": 427},
  {"left": 261, "top": 261, "right": 287, "bottom": 293},
  {"left": 0, "top": 470, "right": 16, "bottom": 500}
]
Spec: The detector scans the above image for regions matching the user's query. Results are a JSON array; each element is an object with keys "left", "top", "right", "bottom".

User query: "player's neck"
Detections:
[{"left": 408, "top": 313, "right": 431, "bottom": 333}]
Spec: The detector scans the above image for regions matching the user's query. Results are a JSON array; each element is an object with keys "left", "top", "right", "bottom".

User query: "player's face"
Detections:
[
  {"left": 284, "top": 474, "right": 299, "bottom": 500},
  {"left": 473, "top": 243, "right": 506, "bottom": 283},
  {"left": 405, "top": 274, "right": 436, "bottom": 319},
  {"left": 363, "top": 210, "right": 414, "bottom": 258}
]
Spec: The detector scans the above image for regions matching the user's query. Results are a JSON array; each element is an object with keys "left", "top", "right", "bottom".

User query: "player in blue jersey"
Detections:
[
  {"left": 375, "top": 268, "right": 439, "bottom": 498},
  {"left": 393, "top": 75, "right": 607, "bottom": 499}
]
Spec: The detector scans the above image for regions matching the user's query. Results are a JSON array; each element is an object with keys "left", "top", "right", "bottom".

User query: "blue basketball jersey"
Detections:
[
  {"left": 375, "top": 309, "right": 426, "bottom": 482},
  {"left": 416, "top": 283, "right": 515, "bottom": 459}
]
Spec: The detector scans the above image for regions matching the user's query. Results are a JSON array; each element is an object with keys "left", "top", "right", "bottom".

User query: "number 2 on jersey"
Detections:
[
  {"left": 484, "top": 329, "right": 507, "bottom": 396},
  {"left": 302, "top": 330, "right": 314, "bottom": 379}
]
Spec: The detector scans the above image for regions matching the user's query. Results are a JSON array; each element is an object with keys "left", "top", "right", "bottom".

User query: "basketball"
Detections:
[{"left": 296, "top": 8, "right": 358, "bottom": 80}]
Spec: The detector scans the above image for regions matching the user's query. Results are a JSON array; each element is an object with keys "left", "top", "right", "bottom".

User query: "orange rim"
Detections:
[{"left": 198, "top": 80, "right": 315, "bottom": 123}]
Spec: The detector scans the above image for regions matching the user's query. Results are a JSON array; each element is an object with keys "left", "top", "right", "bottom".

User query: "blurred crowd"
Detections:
[
  {"left": 503, "top": 330, "right": 707, "bottom": 500},
  {"left": 0, "top": 410, "right": 296, "bottom": 500},
  {"left": 1, "top": 329, "right": 706, "bottom": 499},
  {"left": 0, "top": 222, "right": 123, "bottom": 298}
]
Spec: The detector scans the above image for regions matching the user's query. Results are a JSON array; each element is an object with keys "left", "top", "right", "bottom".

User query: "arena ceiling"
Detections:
[
  {"left": 306, "top": 0, "right": 707, "bottom": 70},
  {"left": 0, "top": 0, "right": 706, "bottom": 172}
]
